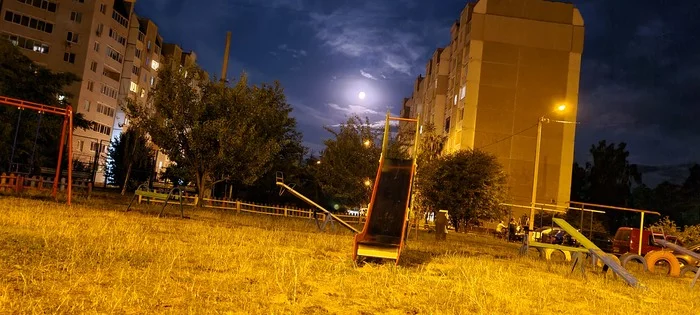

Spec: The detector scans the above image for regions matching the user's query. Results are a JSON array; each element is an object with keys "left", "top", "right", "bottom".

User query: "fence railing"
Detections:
[
  {"left": 134, "top": 194, "right": 365, "bottom": 225},
  {"left": 0, "top": 172, "right": 92, "bottom": 197}
]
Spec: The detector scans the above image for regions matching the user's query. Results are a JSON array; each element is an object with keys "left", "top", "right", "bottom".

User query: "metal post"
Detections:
[
  {"left": 67, "top": 105, "right": 73, "bottom": 206},
  {"left": 381, "top": 111, "right": 390, "bottom": 161},
  {"left": 9, "top": 109, "right": 22, "bottom": 171},
  {"left": 529, "top": 118, "right": 543, "bottom": 231},
  {"left": 638, "top": 212, "right": 645, "bottom": 256},
  {"left": 52, "top": 116, "right": 68, "bottom": 198},
  {"left": 220, "top": 31, "right": 232, "bottom": 82}
]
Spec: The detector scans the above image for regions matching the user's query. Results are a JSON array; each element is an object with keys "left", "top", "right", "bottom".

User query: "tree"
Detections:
[
  {"left": 0, "top": 40, "right": 88, "bottom": 174},
  {"left": 413, "top": 122, "right": 447, "bottom": 221},
  {"left": 105, "top": 129, "right": 155, "bottom": 190},
  {"left": 123, "top": 59, "right": 294, "bottom": 199},
  {"left": 570, "top": 141, "right": 642, "bottom": 232},
  {"left": 315, "top": 116, "right": 381, "bottom": 208},
  {"left": 417, "top": 149, "right": 508, "bottom": 231}
]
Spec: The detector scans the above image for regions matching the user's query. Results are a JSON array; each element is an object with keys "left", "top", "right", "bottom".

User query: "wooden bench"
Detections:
[{"left": 126, "top": 183, "right": 185, "bottom": 218}]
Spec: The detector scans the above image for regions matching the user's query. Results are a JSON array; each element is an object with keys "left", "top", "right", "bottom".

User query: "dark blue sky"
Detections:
[{"left": 135, "top": 0, "right": 700, "bottom": 177}]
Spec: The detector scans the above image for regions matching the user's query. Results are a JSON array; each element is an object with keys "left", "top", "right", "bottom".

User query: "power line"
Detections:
[{"left": 476, "top": 123, "right": 538, "bottom": 150}]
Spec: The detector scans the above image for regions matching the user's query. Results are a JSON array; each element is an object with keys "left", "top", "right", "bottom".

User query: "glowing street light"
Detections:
[
  {"left": 316, "top": 160, "right": 321, "bottom": 165},
  {"left": 364, "top": 179, "right": 372, "bottom": 187},
  {"left": 363, "top": 139, "right": 371, "bottom": 147},
  {"left": 528, "top": 103, "right": 579, "bottom": 231}
]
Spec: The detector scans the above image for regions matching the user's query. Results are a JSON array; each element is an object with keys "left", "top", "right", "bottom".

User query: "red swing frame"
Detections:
[{"left": 1, "top": 96, "right": 74, "bottom": 205}]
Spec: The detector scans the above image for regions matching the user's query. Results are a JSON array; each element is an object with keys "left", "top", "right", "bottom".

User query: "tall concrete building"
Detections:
[
  {"left": 1, "top": 0, "right": 197, "bottom": 184},
  {"left": 402, "top": 0, "right": 584, "bottom": 218}
]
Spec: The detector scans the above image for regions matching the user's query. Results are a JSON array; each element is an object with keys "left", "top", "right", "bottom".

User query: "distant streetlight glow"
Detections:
[
  {"left": 358, "top": 91, "right": 366, "bottom": 100},
  {"left": 364, "top": 179, "right": 372, "bottom": 187},
  {"left": 363, "top": 139, "right": 371, "bottom": 147},
  {"left": 556, "top": 104, "right": 567, "bottom": 112},
  {"left": 316, "top": 160, "right": 321, "bottom": 165}
]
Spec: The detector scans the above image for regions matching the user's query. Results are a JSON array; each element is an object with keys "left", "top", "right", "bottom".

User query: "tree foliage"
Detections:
[
  {"left": 569, "top": 141, "right": 642, "bottom": 232},
  {"left": 417, "top": 149, "right": 508, "bottom": 231},
  {"left": 315, "top": 116, "right": 381, "bottom": 208},
  {"left": 105, "top": 129, "right": 155, "bottom": 190},
  {"left": 123, "top": 59, "right": 297, "bottom": 198},
  {"left": 0, "top": 40, "right": 88, "bottom": 174}
]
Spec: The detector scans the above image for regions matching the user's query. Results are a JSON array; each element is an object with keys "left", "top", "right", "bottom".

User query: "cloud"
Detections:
[
  {"left": 360, "top": 70, "right": 377, "bottom": 80},
  {"left": 327, "top": 103, "right": 378, "bottom": 115},
  {"left": 277, "top": 44, "right": 307, "bottom": 58},
  {"left": 307, "top": 3, "right": 445, "bottom": 76}
]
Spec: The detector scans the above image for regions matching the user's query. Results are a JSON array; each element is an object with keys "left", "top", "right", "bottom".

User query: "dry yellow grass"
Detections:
[{"left": 0, "top": 195, "right": 698, "bottom": 314}]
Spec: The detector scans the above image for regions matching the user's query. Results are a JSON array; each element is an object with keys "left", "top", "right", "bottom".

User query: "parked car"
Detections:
[
  {"left": 673, "top": 243, "right": 700, "bottom": 268},
  {"left": 585, "top": 231, "right": 614, "bottom": 253},
  {"left": 611, "top": 227, "right": 677, "bottom": 256}
]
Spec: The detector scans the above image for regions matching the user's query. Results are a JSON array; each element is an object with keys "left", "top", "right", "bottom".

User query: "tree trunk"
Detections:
[{"left": 195, "top": 171, "right": 206, "bottom": 207}]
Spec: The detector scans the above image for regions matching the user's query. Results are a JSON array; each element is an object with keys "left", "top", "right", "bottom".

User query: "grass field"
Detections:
[{"left": 0, "top": 194, "right": 698, "bottom": 314}]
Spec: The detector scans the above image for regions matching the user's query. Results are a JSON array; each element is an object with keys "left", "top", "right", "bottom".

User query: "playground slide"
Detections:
[{"left": 353, "top": 158, "right": 414, "bottom": 263}]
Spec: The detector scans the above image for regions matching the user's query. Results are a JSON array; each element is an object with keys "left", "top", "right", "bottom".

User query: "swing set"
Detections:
[{"left": 1, "top": 96, "right": 75, "bottom": 205}]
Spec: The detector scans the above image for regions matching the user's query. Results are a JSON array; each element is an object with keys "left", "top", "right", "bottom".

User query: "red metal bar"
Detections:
[
  {"left": 52, "top": 115, "right": 68, "bottom": 198},
  {"left": 0, "top": 96, "right": 68, "bottom": 116},
  {"left": 67, "top": 105, "right": 73, "bottom": 206}
]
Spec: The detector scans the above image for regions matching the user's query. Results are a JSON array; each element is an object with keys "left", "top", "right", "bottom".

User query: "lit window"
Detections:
[
  {"left": 453, "top": 95, "right": 457, "bottom": 105},
  {"left": 151, "top": 60, "right": 159, "bottom": 70},
  {"left": 459, "top": 86, "right": 466, "bottom": 100},
  {"left": 130, "top": 81, "right": 138, "bottom": 93}
]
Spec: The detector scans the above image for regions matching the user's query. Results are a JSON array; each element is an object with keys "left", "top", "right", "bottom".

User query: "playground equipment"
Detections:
[
  {"left": 653, "top": 239, "right": 700, "bottom": 287},
  {"left": 352, "top": 112, "right": 420, "bottom": 264},
  {"left": 0, "top": 96, "right": 74, "bottom": 205},
  {"left": 126, "top": 183, "right": 186, "bottom": 218},
  {"left": 276, "top": 173, "right": 360, "bottom": 234},
  {"left": 520, "top": 217, "right": 641, "bottom": 287},
  {"left": 277, "top": 112, "right": 420, "bottom": 265}
]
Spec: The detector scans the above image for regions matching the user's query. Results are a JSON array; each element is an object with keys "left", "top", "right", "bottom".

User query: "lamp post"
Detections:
[{"left": 528, "top": 105, "right": 578, "bottom": 231}]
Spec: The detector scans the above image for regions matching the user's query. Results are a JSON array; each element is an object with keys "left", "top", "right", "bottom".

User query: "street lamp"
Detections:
[
  {"left": 364, "top": 179, "right": 372, "bottom": 187},
  {"left": 363, "top": 139, "right": 371, "bottom": 147},
  {"left": 528, "top": 104, "right": 578, "bottom": 231}
]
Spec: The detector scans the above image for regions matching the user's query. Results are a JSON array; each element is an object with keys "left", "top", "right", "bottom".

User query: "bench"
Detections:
[{"left": 126, "top": 183, "right": 185, "bottom": 218}]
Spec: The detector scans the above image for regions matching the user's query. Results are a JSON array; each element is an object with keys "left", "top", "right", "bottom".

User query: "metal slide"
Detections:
[{"left": 352, "top": 112, "right": 421, "bottom": 264}]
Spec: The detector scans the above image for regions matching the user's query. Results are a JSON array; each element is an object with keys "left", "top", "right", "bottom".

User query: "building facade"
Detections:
[
  {"left": 1, "top": 0, "right": 197, "bottom": 184},
  {"left": 402, "top": 0, "right": 584, "bottom": 218}
]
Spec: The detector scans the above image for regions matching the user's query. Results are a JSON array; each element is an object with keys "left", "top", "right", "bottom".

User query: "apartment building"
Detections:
[
  {"left": 402, "top": 0, "right": 584, "bottom": 217},
  {"left": 1, "top": 0, "right": 200, "bottom": 184}
]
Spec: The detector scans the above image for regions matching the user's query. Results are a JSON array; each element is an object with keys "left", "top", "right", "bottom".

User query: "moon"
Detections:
[{"left": 358, "top": 91, "right": 366, "bottom": 100}]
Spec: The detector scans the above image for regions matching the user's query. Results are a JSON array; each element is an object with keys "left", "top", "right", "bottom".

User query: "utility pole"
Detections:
[{"left": 220, "top": 31, "right": 232, "bottom": 83}]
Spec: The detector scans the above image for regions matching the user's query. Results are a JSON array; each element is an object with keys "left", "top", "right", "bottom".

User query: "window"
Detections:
[
  {"left": 70, "top": 12, "right": 82, "bottom": 23},
  {"left": 105, "top": 46, "right": 123, "bottom": 63},
  {"left": 147, "top": 41, "right": 151, "bottom": 50},
  {"left": 17, "top": 0, "right": 57, "bottom": 13},
  {"left": 66, "top": 32, "right": 79, "bottom": 44},
  {"left": 96, "top": 103, "right": 115, "bottom": 117},
  {"left": 151, "top": 60, "right": 159, "bottom": 70},
  {"left": 93, "top": 41, "right": 100, "bottom": 52},
  {"left": 63, "top": 52, "right": 76, "bottom": 64},
  {"left": 96, "top": 23, "right": 104, "bottom": 36},
  {"left": 4, "top": 10, "right": 54, "bottom": 33},
  {"left": 132, "top": 65, "right": 140, "bottom": 76},
  {"left": 459, "top": 86, "right": 466, "bottom": 100},
  {"left": 100, "top": 4, "right": 107, "bottom": 14},
  {"left": 87, "top": 81, "right": 94, "bottom": 91},
  {"left": 129, "top": 81, "right": 138, "bottom": 93},
  {"left": 444, "top": 117, "right": 451, "bottom": 133},
  {"left": 108, "top": 28, "right": 126, "bottom": 46},
  {"left": 134, "top": 48, "right": 142, "bottom": 59},
  {"left": 84, "top": 100, "right": 90, "bottom": 111},
  {"left": 90, "top": 141, "right": 98, "bottom": 151},
  {"left": 137, "top": 32, "right": 145, "bottom": 42},
  {"left": 1, "top": 32, "right": 50, "bottom": 54},
  {"left": 111, "top": 10, "right": 128, "bottom": 28},
  {"left": 90, "top": 61, "right": 97, "bottom": 72},
  {"left": 89, "top": 122, "right": 112, "bottom": 136},
  {"left": 102, "top": 68, "right": 120, "bottom": 82},
  {"left": 140, "top": 88, "right": 146, "bottom": 98},
  {"left": 150, "top": 76, "right": 155, "bottom": 86},
  {"left": 77, "top": 140, "right": 84, "bottom": 152},
  {"left": 74, "top": 0, "right": 85, "bottom": 3},
  {"left": 100, "top": 84, "right": 118, "bottom": 99},
  {"left": 453, "top": 94, "right": 457, "bottom": 105}
]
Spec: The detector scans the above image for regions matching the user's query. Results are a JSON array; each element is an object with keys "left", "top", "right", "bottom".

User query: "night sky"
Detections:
[{"left": 135, "top": 0, "right": 700, "bottom": 185}]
